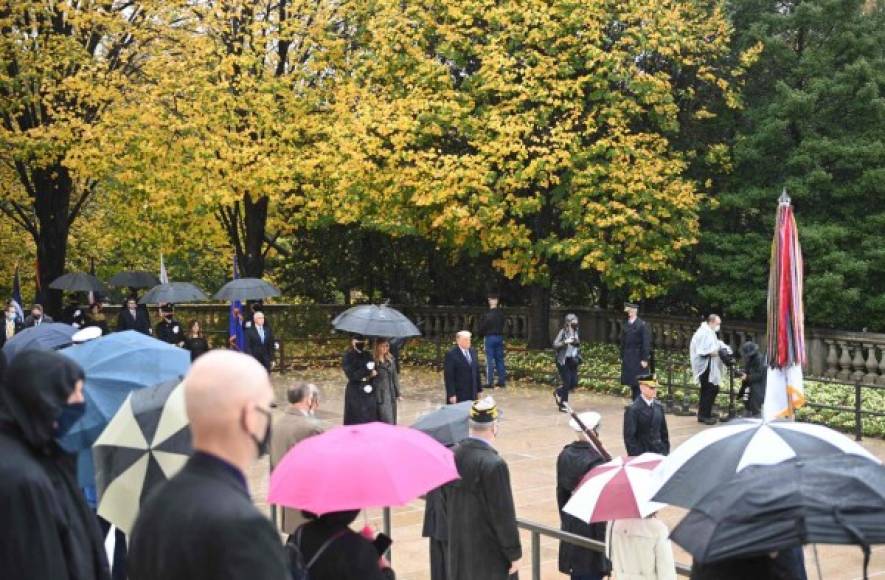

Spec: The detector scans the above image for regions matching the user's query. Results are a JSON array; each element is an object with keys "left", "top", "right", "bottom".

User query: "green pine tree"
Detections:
[{"left": 696, "top": 0, "right": 885, "bottom": 330}]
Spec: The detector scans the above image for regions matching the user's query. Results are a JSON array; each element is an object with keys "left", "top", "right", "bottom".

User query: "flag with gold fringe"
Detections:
[{"left": 763, "top": 189, "right": 806, "bottom": 419}]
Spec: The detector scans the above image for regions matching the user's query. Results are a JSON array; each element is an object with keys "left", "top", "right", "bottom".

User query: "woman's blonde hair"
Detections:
[{"left": 373, "top": 338, "right": 393, "bottom": 364}]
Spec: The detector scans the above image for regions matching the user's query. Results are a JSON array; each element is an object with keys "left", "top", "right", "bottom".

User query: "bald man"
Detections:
[{"left": 128, "top": 351, "right": 289, "bottom": 580}]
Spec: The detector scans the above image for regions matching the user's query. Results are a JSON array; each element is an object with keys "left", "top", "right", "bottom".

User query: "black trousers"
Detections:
[
  {"left": 555, "top": 358, "right": 579, "bottom": 402},
  {"left": 698, "top": 365, "right": 720, "bottom": 419}
]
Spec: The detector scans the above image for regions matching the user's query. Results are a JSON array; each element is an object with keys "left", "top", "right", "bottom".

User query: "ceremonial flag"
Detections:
[
  {"left": 11, "top": 267, "right": 24, "bottom": 322},
  {"left": 159, "top": 254, "right": 169, "bottom": 285},
  {"left": 763, "top": 190, "right": 806, "bottom": 420},
  {"left": 228, "top": 256, "right": 246, "bottom": 351}
]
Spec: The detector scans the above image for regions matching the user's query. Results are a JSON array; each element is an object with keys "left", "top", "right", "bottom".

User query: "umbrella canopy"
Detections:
[
  {"left": 213, "top": 278, "right": 281, "bottom": 302},
  {"left": 1, "top": 322, "right": 76, "bottom": 362},
  {"left": 269, "top": 422, "right": 458, "bottom": 515},
  {"left": 411, "top": 401, "right": 473, "bottom": 447},
  {"left": 93, "top": 379, "right": 192, "bottom": 534},
  {"left": 138, "top": 282, "right": 208, "bottom": 305},
  {"left": 563, "top": 454, "right": 665, "bottom": 523},
  {"left": 59, "top": 331, "right": 190, "bottom": 487},
  {"left": 108, "top": 270, "right": 161, "bottom": 289},
  {"left": 651, "top": 419, "right": 879, "bottom": 509},
  {"left": 670, "top": 455, "right": 885, "bottom": 567},
  {"left": 332, "top": 304, "right": 421, "bottom": 338},
  {"left": 49, "top": 272, "right": 107, "bottom": 293}
]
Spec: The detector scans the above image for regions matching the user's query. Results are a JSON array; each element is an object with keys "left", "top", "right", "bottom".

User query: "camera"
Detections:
[{"left": 719, "top": 347, "right": 737, "bottom": 368}]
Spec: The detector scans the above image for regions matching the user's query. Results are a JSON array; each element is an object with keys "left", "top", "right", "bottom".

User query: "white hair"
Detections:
[{"left": 456, "top": 330, "right": 472, "bottom": 340}]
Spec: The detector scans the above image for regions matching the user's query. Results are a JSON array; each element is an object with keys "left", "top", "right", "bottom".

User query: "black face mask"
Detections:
[
  {"left": 250, "top": 406, "right": 272, "bottom": 457},
  {"left": 54, "top": 402, "right": 87, "bottom": 451}
]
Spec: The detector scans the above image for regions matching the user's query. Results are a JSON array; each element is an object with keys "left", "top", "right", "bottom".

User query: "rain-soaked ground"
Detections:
[{"left": 243, "top": 366, "right": 885, "bottom": 580}]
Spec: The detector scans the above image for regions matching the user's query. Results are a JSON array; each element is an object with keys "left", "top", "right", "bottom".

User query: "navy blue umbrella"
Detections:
[
  {"left": 2, "top": 323, "right": 77, "bottom": 362},
  {"left": 59, "top": 331, "right": 191, "bottom": 487}
]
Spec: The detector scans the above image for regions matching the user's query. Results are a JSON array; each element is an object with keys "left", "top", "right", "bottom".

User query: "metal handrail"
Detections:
[{"left": 516, "top": 518, "right": 693, "bottom": 578}]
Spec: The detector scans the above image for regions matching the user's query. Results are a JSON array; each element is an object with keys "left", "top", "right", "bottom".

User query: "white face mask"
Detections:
[{"left": 6, "top": 312, "right": 15, "bottom": 320}]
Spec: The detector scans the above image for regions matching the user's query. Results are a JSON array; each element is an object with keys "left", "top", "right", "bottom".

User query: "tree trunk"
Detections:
[
  {"left": 32, "top": 165, "right": 73, "bottom": 318},
  {"left": 527, "top": 283, "right": 551, "bottom": 349},
  {"left": 241, "top": 193, "right": 268, "bottom": 278}
]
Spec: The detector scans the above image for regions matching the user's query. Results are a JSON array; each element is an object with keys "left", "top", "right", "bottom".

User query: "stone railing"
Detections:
[{"left": 100, "top": 303, "right": 885, "bottom": 384}]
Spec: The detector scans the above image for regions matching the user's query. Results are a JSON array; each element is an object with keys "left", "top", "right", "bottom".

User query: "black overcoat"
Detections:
[
  {"left": 155, "top": 318, "right": 185, "bottom": 346},
  {"left": 422, "top": 485, "right": 450, "bottom": 580},
  {"left": 443, "top": 346, "right": 481, "bottom": 402},
  {"left": 128, "top": 453, "right": 289, "bottom": 580},
  {"left": 447, "top": 439, "right": 522, "bottom": 580},
  {"left": 556, "top": 441, "right": 611, "bottom": 576},
  {"left": 620, "top": 318, "right": 652, "bottom": 385},
  {"left": 293, "top": 511, "right": 395, "bottom": 580},
  {"left": 244, "top": 325, "right": 275, "bottom": 370},
  {"left": 116, "top": 309, "right": 151, "bottom": 334},
  {"left": 739, "top": 351, "right": 767, "bottom": 417},
  {"left": 343, "top": 347, "right": 379, "bottom": 424},
  {"left": 623, "top": 398, "right": 670, "bottom": 456}
]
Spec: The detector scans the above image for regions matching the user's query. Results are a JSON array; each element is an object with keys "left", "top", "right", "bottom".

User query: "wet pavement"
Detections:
[{"left": 245, "top": 366, "right": 885, "bottom": 580}]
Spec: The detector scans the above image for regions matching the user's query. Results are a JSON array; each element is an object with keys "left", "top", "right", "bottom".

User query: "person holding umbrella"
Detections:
[
  {"left": 0, "top": 351, "right": 110, "bottom": 580},
  {"left": 128, "top": 351, "right": 288, "bottom": 580},
  {"left": 447, "top": 397, "right": 522, "bottom": 580},
  {"left": 85, "top": 302, "right": 109, "bottom": 336},
  {"left": 343, "top": 334, "right": 379, "bottom": 425},
  {"left": 116, "top": 296, "right": 151, "bottom": 335},
  {"left": 24, "top": 303, "right": 53, "bottom": 327}
]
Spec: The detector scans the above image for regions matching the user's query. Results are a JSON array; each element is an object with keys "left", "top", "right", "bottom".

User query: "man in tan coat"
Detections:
[{"left": 269, "top": 382, "right": 326, "bottom": 535}]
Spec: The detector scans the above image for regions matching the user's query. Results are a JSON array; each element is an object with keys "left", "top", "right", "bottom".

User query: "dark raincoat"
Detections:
[
  {"left": 343, "top": 347, "right": 379, "bottom": 424},
  {"left": 423, "top": 485, "right": 451, "bottom": 580},
  {"left": 620, "top": 318, "right": 652, "bottom": 386},
  {"left": 556, "top": 441, "right": 611, "bottom": 576},
  {"left": 738, "top": 343, "right": 767, "bottom": 417},
  {"left": 373, "top": 358, "right": 400, "bottom": 425},
  {"left": 292, "top": 510, "right": 395, "bottom": 580},
  {"left": 623, "top": 397, "right": 670, "bottom": 456},
  {"left": 447, "top": 439, "right": 522, "bottom": 580},
  {"left": 0, "top": 350, "right": 110, "bottom": 580}
]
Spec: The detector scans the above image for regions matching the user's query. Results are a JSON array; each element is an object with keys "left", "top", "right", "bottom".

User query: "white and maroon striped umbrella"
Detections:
[{"left": 563, "top": 453, "right": 666, "bottom": 523}]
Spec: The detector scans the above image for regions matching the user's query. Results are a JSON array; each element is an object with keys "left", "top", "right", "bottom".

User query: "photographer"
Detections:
[
  {"left": 689, "top": 315, "right": 732, "bottom": 425},
  {"left": 737, "top": 341, "right": 767, "bottom": 417},
  {"left": 553, "top": 314, "right": 581, "bottom": 412}
]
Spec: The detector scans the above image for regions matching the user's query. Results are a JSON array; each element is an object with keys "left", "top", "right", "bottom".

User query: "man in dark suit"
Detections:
[
  {"left": 623, "top": 374, "right": 670, "bottom": 456},
  {"left": 444, "top": 330, "right": 482, "bottom": 403},
  {"left": 128, "top": 351, "right": 288, "bottom": 580},
  {"left": 116, "top": 297, "right": 151, "bottom": 335},
  {"left": 244, "top": 311, "right": 275, "bottom": 372},
  {"left": 23, "top": 303, "right": 53, "bottom": 327}
]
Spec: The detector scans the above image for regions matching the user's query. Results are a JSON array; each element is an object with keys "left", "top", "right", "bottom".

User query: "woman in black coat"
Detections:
[
  {"left": 183, "top": 320, "right": 210, "bottom": 361},
  {"left": 290, "top": 510, "right": 394, "bottom": 580},
  {"left": 343, "top": 335, "right": 379, "bottom": 425},
  {"left": 0, "top": 351, "right": 111, "bottom": 580},
  {"left": 738, "top": 342, "right": 767, "bottom": 417},
  {"left": 372, "top": 338, "right": 401, "bottom": 424}
]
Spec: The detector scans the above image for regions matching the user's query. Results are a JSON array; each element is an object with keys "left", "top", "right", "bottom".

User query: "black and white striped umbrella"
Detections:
[
  {"left": 92, "top": 379, "right": 192, "bottom": 534},
  {"left": 650, "top": 419, "right": 879, "bottom": 509}
]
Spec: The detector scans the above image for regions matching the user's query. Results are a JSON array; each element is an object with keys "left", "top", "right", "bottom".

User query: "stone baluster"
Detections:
[
  {"left": 837, "top": 342, "right": 853, "bottom": 382},
  {"left": 851, "top": 343, "right": 866, "bottom": 383},
  {"left": 824, "top": 340, "right": 838, "bottom": 378},
  {"left": 877, "top": 346, "right": 885, "bottom": 386},
  {"left": 863, "top": 343, "right": 879, "bottom": 385}
]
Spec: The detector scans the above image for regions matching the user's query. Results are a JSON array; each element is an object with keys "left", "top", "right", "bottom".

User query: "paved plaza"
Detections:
[{"left": 246, "top": 366, "right": 885, "bottom": 580}]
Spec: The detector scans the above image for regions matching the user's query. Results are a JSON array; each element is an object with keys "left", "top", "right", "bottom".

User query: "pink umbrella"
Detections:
[
  {"left": 563, "top": 453, "right": 666, "bottom": 523},
  {"left": 268, "top": 422, "right": 458, "bottom": 515}
]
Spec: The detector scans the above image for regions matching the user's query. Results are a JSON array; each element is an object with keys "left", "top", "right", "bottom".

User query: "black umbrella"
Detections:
[
  {"left": 109, "top": 270, "right": 160, "bottom": 289},
  {"left": 332, "top": 304, "right": 421, "bottom": 338},
  {"left": 213, "top": 278, "right": 281, "bottom": 301},
  {"left": 49, "top": 272, "right": 107, "bottom": 293},
  {"left": 139, "top": 282, "right": 208, "bottom": 305},
  {"left": 1, "top": 323, "right": 77, "bottom": 362},
  {"left": 650, "top": 419, "right": 879, "bottom": 509},
  {"left": 411, "top": 401, "right": 473, "bottom": 447},
  {"left": 93, "top": 379, "right": 192, "bottom": 534},
  {"left": 670, "top": 454, "right": 885, "bottom": 576}
]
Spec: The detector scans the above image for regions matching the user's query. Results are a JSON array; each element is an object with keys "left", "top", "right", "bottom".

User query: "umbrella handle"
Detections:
[{"left": 833, "top": 508, "right": 870, "bottom": 580}]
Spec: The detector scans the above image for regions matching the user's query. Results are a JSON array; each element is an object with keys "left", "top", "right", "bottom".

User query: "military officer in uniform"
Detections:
[
  {"left": 620, "top": 302, "right": 652, "bottom": 401},
  {"left": 155, "top": 303, "right": 185, "bottom": 347},
  {"left": 623, "top": 374, "right": 669, "bottom": 456}
]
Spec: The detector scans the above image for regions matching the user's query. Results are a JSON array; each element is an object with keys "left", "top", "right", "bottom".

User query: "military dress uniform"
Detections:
[{"left": 623, "top": 376, "right": 669, "bottom": 456}]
